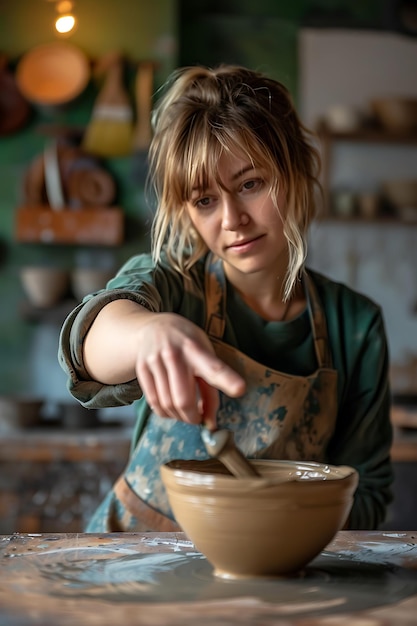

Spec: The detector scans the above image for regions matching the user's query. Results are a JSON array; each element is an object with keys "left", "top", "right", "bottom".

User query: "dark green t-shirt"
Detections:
[{"left": 58, "top": 252, "right": 393, "bottom": 530}]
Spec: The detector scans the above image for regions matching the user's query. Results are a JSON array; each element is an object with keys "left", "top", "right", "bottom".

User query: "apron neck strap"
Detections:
[
  {"left": 204, "top": 254, "right": 332, "bottom": 368},
  {"left": 303, "top": 272, "right": 333, "bottom": 368}
]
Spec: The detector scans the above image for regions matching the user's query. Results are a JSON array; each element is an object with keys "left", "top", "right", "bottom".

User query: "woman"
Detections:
[{"left": 59, "top": 64, "right": 393, "bottom": 532}]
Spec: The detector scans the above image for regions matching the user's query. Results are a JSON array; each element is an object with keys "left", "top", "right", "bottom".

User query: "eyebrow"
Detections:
[
  {"left": 231, "top": 164, "right": 256, "bottom": 181},
  {"left": 191, "top": 163, "right": 256, "bottom": 193}
]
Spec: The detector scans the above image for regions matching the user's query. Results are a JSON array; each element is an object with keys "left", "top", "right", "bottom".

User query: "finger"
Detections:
[
  {"left": 189, "top": 346, "right": 246, "bottom": 397},
  {"left": 196, "top": 377, "right": 219, "bottom": 430},
  {"left": 164, "top": 353, "right": 200, "bottom": 424},
  {"left": 150, "top": 355, "right": 181, "bottom": 420},
  {"left": 147, "top": 351, "right": 201, "bottom": 423},
  {"left": 136, "top": 358, "right": 174, "bottom": 419},
  {"left": 136, "top": 362, "right": 160, "bottom": 410}
]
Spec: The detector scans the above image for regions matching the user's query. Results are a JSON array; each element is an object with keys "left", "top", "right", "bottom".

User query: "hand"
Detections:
[{"left": 135, "top": 313, "right": 246, "bottom": 428}]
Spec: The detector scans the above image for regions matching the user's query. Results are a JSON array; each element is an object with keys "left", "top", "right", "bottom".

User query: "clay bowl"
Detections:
[
  {"left": 382, "top": 179, "right": 417, "bottom": 208},
  {"left": 0, "top": 396, "right": 44, "bottom": 432},
  {"left": 161, "top": 458, "right": 358, "bottom": 579},
  {"left": 20, "top": 266, "right": 70, "bottom": 308},
  {"left": 382, "top": 179, "right": 417, "bottom": 221},
  {"left": 57, "top": 401, "right": 100, "bottom": 430},
  {"left": 371, "top": 97, "right": 417, "bottom": 133},
  {"left": 323, "top": 104, "right": 363, "bottom": 133},
  {"left": 71, "top": 267, "right": 114, "bottom": 301}
]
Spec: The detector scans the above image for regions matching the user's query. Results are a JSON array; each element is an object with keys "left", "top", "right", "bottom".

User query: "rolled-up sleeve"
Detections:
[{"left": 58, "top": 289, "right": 156, "bottom": 409}]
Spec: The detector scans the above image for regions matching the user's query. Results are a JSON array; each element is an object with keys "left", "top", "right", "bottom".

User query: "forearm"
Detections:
[
  {"left": 80, "top": 292, "right": 245, "bottom": 426},
  {"left": 84, "top": 299, "right": 154, "bottom": 385}
]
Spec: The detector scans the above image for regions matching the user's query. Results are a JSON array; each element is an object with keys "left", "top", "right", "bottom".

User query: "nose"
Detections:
[{"left": 221, "top": 196, "right": 248, "bottom": 231}]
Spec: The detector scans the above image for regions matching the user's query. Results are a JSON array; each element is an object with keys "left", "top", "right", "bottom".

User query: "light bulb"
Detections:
[{"left": 55, "top": 14, "right": 76, "bottom": 34}]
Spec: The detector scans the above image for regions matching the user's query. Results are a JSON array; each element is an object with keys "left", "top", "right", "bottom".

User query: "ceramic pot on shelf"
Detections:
[{"left": 20, "top": 266, "right": 70, "bottom": 308}]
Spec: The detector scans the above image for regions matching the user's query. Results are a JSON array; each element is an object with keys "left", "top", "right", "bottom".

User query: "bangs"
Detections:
[
  {"left": 168, "top": 114, "right": 277, "bottom": 203},
  {"left": 181, "top": 130, "right": 225, "bottom": 200}
]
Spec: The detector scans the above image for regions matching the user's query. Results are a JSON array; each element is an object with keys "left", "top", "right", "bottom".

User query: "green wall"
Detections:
[
  {"left": 0, "top": 0, "right": 178, "bottom": 396},
  {"left": 179, "top": 0, "right": 383, "bottom": 101}
]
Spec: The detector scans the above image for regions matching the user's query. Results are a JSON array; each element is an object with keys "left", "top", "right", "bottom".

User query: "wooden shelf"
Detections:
[
  {"left": 315, "top": 215, "right": 417, "bottom": 226},
  {"left": 316, "top": 124, "right": 417, "bottom": 218},
  {"left": 316, "top": 123, "right": 417, "bottom": 145},
  {"left": 0, "top": 427, "right": 131, "bottom": 463},
  {"left": 15, "top": 205, "right": 124, "bottom": 246}
]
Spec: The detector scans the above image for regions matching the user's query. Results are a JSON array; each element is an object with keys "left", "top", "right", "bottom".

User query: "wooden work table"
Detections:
[{"left": 0, "top": 531, "right": 416, "bottom": 625}]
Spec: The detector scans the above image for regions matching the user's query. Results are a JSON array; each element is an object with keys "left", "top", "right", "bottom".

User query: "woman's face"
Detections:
[{"left": 185, "top": 150, "right": 288, "bottom": 284}]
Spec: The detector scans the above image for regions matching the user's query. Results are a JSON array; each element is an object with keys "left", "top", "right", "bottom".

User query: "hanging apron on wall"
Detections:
[{"left": 87, "top": 255, "right": 338, "bottom": 532}]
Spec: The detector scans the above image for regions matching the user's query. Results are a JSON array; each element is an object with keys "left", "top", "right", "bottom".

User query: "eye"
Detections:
[
  {"left": 194, "top": 195, "right": 216, "bottom": 210},
  {"left": 241, "top": 178, "right": 263, "bottom": 193}
]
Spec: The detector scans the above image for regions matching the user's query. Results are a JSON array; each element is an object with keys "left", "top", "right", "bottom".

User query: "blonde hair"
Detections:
[{"left": 148, "top": 64, "right": 321, "bottom": 300}]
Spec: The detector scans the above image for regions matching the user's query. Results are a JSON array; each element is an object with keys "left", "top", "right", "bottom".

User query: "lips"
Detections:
[{"left": 226, "top": 234, "right": 265, "bottom": 249}]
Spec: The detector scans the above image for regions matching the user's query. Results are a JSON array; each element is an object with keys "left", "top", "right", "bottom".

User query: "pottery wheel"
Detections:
[{"left": 2, "top": 535, "right": 417, "bottom": 619}]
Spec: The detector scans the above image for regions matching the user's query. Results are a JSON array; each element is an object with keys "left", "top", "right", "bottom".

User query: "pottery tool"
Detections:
[
  {"left": 131, "top": 60, "right": 155, "bottom": 184},
  {"left": 82, "top": 52, "right": 134, "bottom": 157},
  {"left": 201, "top": 428, "right": 260, "bottom": 478},
  {"left": 44, "top": 140, "right": 65, "bottom": 210}
]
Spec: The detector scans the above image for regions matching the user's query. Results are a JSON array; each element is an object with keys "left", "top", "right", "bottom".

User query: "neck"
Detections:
[
  {"left": 239, "top": 280, "right": 305, "bottom": 322},
  {"left": 225, "top": 266, "right": 306, "bottom": 322}
]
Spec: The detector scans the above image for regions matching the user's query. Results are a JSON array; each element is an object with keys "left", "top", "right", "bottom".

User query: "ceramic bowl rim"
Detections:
[{"left": 161, "top": 458, "right": 359, "bottom": 493}]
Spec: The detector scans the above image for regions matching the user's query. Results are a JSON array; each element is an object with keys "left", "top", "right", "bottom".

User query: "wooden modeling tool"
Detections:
[{"left": 201, "top": 428, "right": 261, "bottom": 478}]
